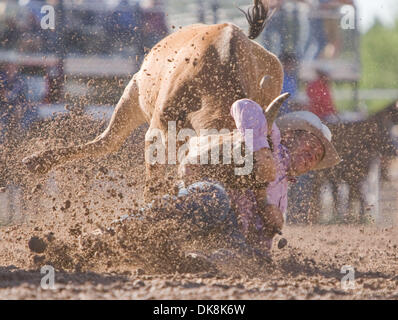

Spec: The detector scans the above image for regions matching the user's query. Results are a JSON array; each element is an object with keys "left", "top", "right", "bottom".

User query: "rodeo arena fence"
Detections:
[{"left": 0, "top": 0, "right": 397, "bottom": 226}]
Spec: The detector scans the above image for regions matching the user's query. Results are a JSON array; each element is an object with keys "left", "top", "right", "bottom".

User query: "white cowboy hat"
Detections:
[{"left": 276, "top": 111, "right": 341, "bottom": 171}]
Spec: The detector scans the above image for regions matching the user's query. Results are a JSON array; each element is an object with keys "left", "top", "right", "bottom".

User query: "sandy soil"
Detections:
[
  {"left": 0, "top": 112, "right": 397, "bottom": 300},
  {"left": 0, "top": 225, "right": 397, "bottom": 300}
]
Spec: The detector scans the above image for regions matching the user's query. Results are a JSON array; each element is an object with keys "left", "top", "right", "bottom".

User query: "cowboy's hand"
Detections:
[{"left": 257, "top": 202, "right": 284, "bottom": 237}]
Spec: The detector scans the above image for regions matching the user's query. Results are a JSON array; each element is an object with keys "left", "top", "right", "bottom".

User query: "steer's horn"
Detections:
[{"left": 265, "top": 93, "right": 290, "bottom": 133}]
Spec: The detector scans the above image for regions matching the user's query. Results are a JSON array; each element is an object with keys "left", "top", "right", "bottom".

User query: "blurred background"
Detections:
[
  {"left": 0, "top": 0, "right": 396, "bottom": 116},
  {"left": 1, "top": 0, "right": 398, "bottom": 226}
]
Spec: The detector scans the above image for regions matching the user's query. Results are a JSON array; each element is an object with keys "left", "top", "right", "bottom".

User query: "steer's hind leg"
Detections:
[
  {"left": 144, "top": 156, "right": 168, "bottom": 203},
  {"left": 143, "top": 124, "right": 181, "bottom": 202},
  {"left": 143, "top": 111, "right": 169, "bottom": 202},
  {"left": 23, "top": 75, "right": 146, "bottom": 174}
]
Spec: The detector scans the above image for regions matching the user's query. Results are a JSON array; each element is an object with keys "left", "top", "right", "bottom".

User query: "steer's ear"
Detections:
[
  {"left": 260, "top": 75, "right": 271, "bottom": 89},
  {"left": 265, "top": 93, "right": 290, "bottom": 134}
]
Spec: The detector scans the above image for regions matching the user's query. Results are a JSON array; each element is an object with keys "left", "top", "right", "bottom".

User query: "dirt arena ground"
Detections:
[
  {"left": 0, "top": 113, "right": 397, "bottom": 300},
  {"left": 1, "top": 225, "right": 398, "bottom": 300}
]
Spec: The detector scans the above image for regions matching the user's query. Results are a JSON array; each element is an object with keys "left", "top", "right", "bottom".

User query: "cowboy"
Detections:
[
  {"left": 180, "top": 99, "right": 341, "bottom": 254},
  {"left": 116, "top": 98, "right": 341, "bottom": 267}
]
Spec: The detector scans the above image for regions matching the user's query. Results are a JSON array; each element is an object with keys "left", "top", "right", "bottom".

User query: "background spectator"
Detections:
[
  {"left": 0, "top": 64, "right": 27, "bottom": 110},
  {"left": 0, "top": 64, "right": 32, "bottom": 140},
  {"left": 263, "top": 0, "right": 301, "bottom": 57},
  {"left": 263, "top": 0, "right": 287, "bottom": 56},
  {"left": 0, "top": 18, "right": 19, "bottom": 49},
  {"left": 321, "top": 0, "right": 354, "bottom": 59},
  {"left": 279, "top": 52, "right": 299, "bottom": 115},
  {"left": 303, "top": 0, "right": 354, "bottom": 60},
  {"left": 141, "top": 0, "right": 169, "bottom": 49},
  {"left": 196, "top": 0, "right": 206, "bottom": 23},
  {"left": 105, "top": 0, "right": 144, "bottom": 55},
  {"left": 306, "top": 66, "right": 338, "bottom": 122},
  {"left": 18, "top": 6, "right": 43, "bottom": 53},
  {"left": 303, "top": 0, "right": 329, "bottom": 60},
  {"left": 211, "top": 0, "right": 220, "bottom": 24}
]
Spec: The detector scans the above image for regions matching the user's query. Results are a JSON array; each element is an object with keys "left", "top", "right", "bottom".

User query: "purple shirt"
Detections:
[{"left": 229, "top": 99, "right": 290, "bottom": 245}]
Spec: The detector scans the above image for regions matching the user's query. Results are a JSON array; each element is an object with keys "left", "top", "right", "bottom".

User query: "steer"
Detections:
[{"left": 23, "top": 0, "right": 286, "bottom": 200}]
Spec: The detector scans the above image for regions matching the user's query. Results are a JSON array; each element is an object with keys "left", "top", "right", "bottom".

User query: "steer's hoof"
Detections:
[{"left": 278, "top": 237, "right": 288, "bottom": 249}]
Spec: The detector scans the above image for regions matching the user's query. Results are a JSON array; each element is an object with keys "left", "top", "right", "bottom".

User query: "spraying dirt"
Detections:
[{"left": 0, "top": 111, "right": 397, "bottom": 299}]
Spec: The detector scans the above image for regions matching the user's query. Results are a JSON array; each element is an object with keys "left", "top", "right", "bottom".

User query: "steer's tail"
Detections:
[
  {"left": 240, "top": 0, "right": 272, "bottom": 40},
  {"left": 23, "top": 74, "right": 146, "bottom": 174}
]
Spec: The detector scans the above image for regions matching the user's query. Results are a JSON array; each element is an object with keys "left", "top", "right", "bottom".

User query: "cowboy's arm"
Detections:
[
  {"left": 253, "top": 146, "right": 283, "bottom": 238},
  {"left": 230, "top": 100, "right": 277, "bottom": 183},
  {"left": 257, "top": 200, "right": 284, "bottom": 236},
  {"left": 254, "top": 147, "right": 276, "bottom": 183}
]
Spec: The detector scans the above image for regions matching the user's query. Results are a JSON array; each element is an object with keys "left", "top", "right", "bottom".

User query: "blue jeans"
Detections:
[
  {"left": 115, "top": 181, "right": 269, "bottom": 261},
  {"left": 118, "top": 181, "right": 239, "bottom": 235}
]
